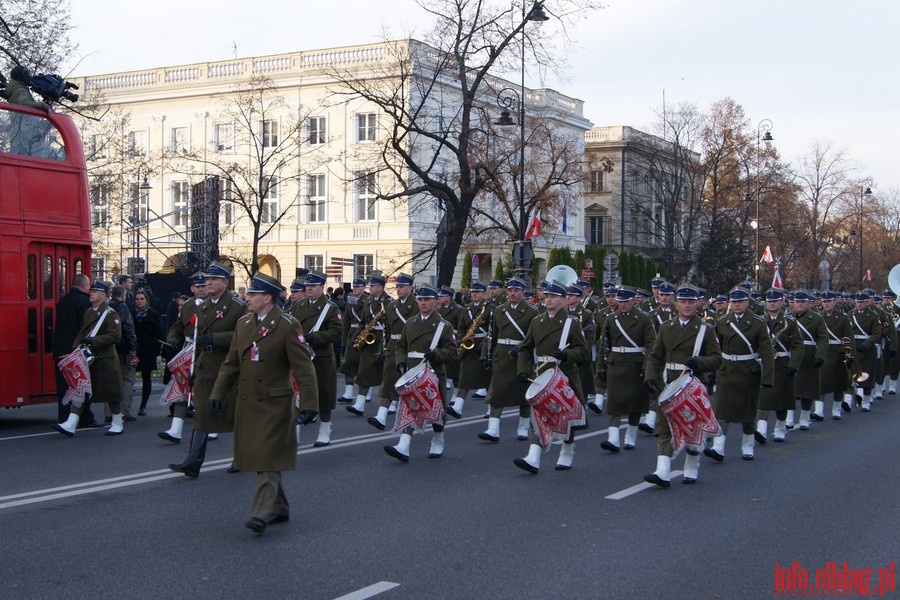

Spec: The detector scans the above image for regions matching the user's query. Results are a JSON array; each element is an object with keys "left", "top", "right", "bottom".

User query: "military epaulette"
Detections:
[
  {"left": 634, "top": 307, "right": 650, "bottom": 317},
  {"left": 239, "top": 314, "right": 255, "bottom": 325},
  {"left": 280, "top": 313, "right": 298, "bottom": 324},
  {"left": 751, "top": 313, "right": 767, "bottom": 323},
  {"left": 324, "top": 299, "right": 339, "bottom": 310}
]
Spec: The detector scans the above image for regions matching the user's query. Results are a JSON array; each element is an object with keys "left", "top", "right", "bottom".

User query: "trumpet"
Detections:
[
  {"left": 841, "top": 336, "right": 869, "bottom": 385},
  {"left": 458, "top": 304, "right": 488, "bottom": 358},
  {"left": 353, "top": 304, "right": 385, "bottom": 350}
]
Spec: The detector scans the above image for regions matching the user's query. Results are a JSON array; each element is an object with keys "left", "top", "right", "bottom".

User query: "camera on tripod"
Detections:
[{"left": 30, "top": 73, "right": 79, "bottom": 104}]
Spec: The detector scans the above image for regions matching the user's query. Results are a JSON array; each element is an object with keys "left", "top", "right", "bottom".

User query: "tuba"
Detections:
[
  {"left": 545, "top": 265, "right": 579, "bottom": 289},
  {"left": 841, "top": 336, "right": 869, "bottom": 385}
]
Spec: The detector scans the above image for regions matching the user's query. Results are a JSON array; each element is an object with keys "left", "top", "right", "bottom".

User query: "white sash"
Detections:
[
  {"left": 503, "top": 309, "right": 526, "bottom": 339},
  {"left": 310, "top": 302, "right": 331, "bottom": 333},
  {"left": 613, "top": 315, "right": 641, "bottom": 350},
  {"left": 428, "top": 321, "right": 445, "bottom": 351}
]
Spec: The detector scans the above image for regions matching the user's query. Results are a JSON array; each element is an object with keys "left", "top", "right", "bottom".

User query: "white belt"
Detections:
[
  {"left": 827, "top": 340, "right": 842, "bottom": 345},
  {"left": 390, "top": 334, "right": 402, "bottom": 340},
  {"left": 611, "top": 346, "right": 644, "bottom": 354},
  {"left": 802, "top": 341, "right": 816, "bottom": 346},
  {"left": 775, "top": 351, "right": 791, "bottom": 358},
  {"left": 473, "top": 333, "right": 487, "bottom": 339},
  {"left": 349, "top": 324, "right": 360, "bottom": 329},
  {"left": 854, "top": 335, "right": 869, "bottom": 340},
  {"left": 497, "top": 338, "right": 521, "bottom": 346},
  {"left": 537, "top": 356, "right": 558, "bottom": 364},
  {"left": 665, "top": 362, "right": 687, "bottom": 371},
  {"left": 407, "top": 352, "right": 426, "bottom": 359},
  {"left": 372, "top": 325, "right": 384, "bottom": 331},
  {"left": 722, "top": 352, "right": 759, "bottom": 362}
]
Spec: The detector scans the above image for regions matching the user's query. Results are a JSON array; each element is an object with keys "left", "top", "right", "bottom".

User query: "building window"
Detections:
[
  {"left": 643, "top": 175, "right": 651, "bottom": 197},
  {"left": 214, "top": 123, "right": 234, "bottom": 152},
  {"left": 307, "top": 174, "right": 326, "bottom": 223},
  {"left": 304, "top": 255, "right": 324, "bottom": 272},
  {"left": 355, "top": 171, "right": 377, "bottom": 221},
  {"left": 631, "top": 171, "right": 638, "bottom": 194},
  {"left": 261, "top": 176, "right": 278, "bottom": 223},
  {"left": 127, "top": 130, "right": 146, "bottom": 157},
  {"left": 308, "top": 117, "right": 326, "bottom": 145},
  {"left": 172, "top": 181, "right": 189, "bottom": 227},
  {"left": 356, "top": 113, "right": 376, "bottom": 142},
  {"left": 88, "top": 134, "right": 106, "bottom": 161},
  {"left": 354, "top": 254, "right": 374, "bottom": 280},
  {"left": 261, "top": 120, "right": 279, "bottom": 148},
  {"left": 589, "top": 170, "right": 604, "bottom": 193},
  {"left": 91, "top": 257, "right": 105, "bottom": 282},
  {"left": 587, "top": 216, "right": 604, "bottom": 246},
  {"left": 90, "top": 185, "right": 109, "bottom": 227},
  {"left": 128, "top": 183, "right": 148, "bottom": 223},
  {"left": 170, "top": 127, "right": 188, "bottom": 155},
  {"left": 219, "top": 178, "right": 235, "bottom": 225}
]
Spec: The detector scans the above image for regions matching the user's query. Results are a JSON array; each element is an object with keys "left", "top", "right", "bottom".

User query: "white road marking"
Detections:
[
  {"left": 605, "top": 470, "right": 684, "bottom": 500},
  {"left": 333, "top": 581, "right": 401, "bottom": 600}
]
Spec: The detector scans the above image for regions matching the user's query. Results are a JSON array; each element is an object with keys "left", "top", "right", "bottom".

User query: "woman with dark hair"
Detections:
[{"left": 133, "top": 289, "right": 164, "bottom": 416}]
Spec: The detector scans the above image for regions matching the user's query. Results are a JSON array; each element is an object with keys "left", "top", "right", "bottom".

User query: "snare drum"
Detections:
[
  {"left": 658, "top": 372, "right": 721, "bottom": 452},
  {"left": 393, "top": 362, "right": 443, "bottom": 431},
  {"left": 525, "top": 367, "right": 585, "bottom": 448}
]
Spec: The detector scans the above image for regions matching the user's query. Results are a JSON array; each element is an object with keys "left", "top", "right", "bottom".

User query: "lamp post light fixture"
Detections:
[
  {"left": 135, "top": 167, "right": 152, "bottom": 273},
  {"left": 744, "top": 119, "right": 773, "bottom": 288},
  {"left": 856, "top": 181, "right": 874, "bottom": 286},
  {"left": 495, "top": 1, "right": 548, "bottom": 287}
]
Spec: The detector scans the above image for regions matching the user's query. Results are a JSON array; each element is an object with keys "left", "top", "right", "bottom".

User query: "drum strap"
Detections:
[
  {"left": 558, "top": 317, "right": 573, "bottom": 351},
  {"left": 310, "top": 303, "right": 331, "bottom": 333},
  {"left": 88, "top": 308, "right": 111, "bottom": 339},
  {"left": 428, "top": 321, "right": 445, "bottom": 351},
  {"left": 613, "top": 316, "right": 641, "bottom": 350},
  {"left": 503, "top": 310, "right": 526, "bottom": 339}
]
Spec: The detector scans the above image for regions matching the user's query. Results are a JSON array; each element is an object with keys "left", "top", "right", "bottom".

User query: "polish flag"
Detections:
[
  {"left": 526, "top": 210, "right": 542, "bottom": 240},
  {"left": 771, "top": 264, "right": 784, "bottom": 289},
  {"left": 865, "top": 269, "right": 873, "bottom": 282},
  {"left": 760, "top": 245, "right": 774, "bottom": 264}
]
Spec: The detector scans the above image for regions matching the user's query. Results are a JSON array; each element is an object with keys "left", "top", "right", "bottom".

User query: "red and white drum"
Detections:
[
  {"left": 393, "top": 362, "right": 443, "bottom": 431},
  {"left": 525, "top": 368, "right": 585, "bottom": 448},
  {"left": 658, "top": 372, "right": 721, "bottom": 452},
  {"left": 57, "top": 348, "right": 92, "bottom": 407}
]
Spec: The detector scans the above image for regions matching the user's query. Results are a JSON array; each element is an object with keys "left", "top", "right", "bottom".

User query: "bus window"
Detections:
[
  {"left": 44, "top": 307, "right": 53, "bottom": 353},
  {"left": 58, "top": 257, "right": 67, "bottom": 296},
  {"left": 74, "top": 258, "right": 83, "bottom": 275},
  {"left": 27, "top": 307, "right": 37, "bottom": 354},
  {"left": 0, "top": 109, "right": 66, "bottom": 161},
  {"left": 27, "top": 254, "right": 37, "bottom": 300},
  {"left": 43, "top": 255, "right": 53, "bottom": 300}
]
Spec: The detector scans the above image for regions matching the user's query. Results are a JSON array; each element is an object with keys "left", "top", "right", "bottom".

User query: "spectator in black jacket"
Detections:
[
  {"left": 133, "top": 289, "right": 163, "bottom": 416},
  {"left": 52, "top": 274, "right": 91, "bottom": 423}
]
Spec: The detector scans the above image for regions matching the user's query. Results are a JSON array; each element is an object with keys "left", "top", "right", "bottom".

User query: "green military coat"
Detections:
[
  {"left": 792, "top": 309, "right": 829, "bottom": 400},
  {"left": 74, "top": 302, "right": 123, "bottom": 406},
  {"left": 517, "top": 309, "right": 588, "bottom": 405},
  {"left": 483, "top": 301, "right": 537, "bottom": 408},
  {"left": 381, "top": 296, "right": 419, "bottom": 402},
  {"left": 599, "top": 307, "right": 655, "bottom": 416},
  {"left": 437, "top": 301, "right": 461, "bottom": 381},
  {"left": 166, "top": 296, "right": 202, "bottom": 350},
  {"left": 570, "top": 305, "right": 596, "bottom": 396},
  {"left": 818, "top": 309, "right": 854, "bottom": 397},
  {"left": 211, "top": 308, "right": 318, "bottom": 472},
  {"left": 457, "top": 301, "right": 492, "bottom": 389},
  {"left": 193, "top": 293, "right": 246, "bottom": 432},
  {"left": 714, "top": 310, "right": 775, "bottom": 423},
  {"left": 356, "top": 293, "right": 392, "bottom": 388},
  {"left": 758, "top": 311, "right": 804, "bottom": 411},
  {"left": 291, "top": 295, "right": 343, "bottom": 412},
  {"left": 848, "top": 306, "right": 882, "bottom": 392},
  {"left": 339, "top": 295, "right": 366, "bottom": 378},
  {"left": 395, "top": 311, "right": 458, "bottom": 406}
]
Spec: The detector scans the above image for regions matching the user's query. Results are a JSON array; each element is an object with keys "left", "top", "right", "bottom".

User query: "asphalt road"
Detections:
[{"left": 2, "top": 381, "right": 898, "bottom": 600}]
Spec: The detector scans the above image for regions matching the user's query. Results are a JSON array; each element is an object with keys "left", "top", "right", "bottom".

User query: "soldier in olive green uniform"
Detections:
[
  {"left": 588, "top": 286, "right": 618, "bottom": 414},
  {"left": 788, "top": 290, "right": 829, "bottom": 430},
  {"left": 566, "top": 285, "right": 597, "bottom": 411},
  {"left": 478, "top": 278, "right": 537, "bottom": 442},
  {"left": 209, "top": 272, "right": 318, "bottom": 534},
  {"left": 54, "top": 281, "right": 126, "bottom": 437},
  {"left": 449, "top": 282, "right": 492, "bottom": 418},
  {"left": 598, "top": 286, "right": 655, "bottom": 453},
  {"left": 158, "top": 273, "right": 208, "bottom": 443},
  {"left": 756, "top": 289, "right": 804, "bottom": 443},
  {"left": 870, "top": 293, "right": 895, "bottom": 401},
  {"left": 338, "top": 278, "right": 369, "bottom": 402},
  {"left": 706, "top": 288, "right": 774, "bottom": 462},
  {"left": 353, "top": 271, "right": 391, "bottom": 416},
  {"left": 848, "top": 291, "right": 882, "bottom": 411},
  {"left": 168, "top": 262, "right": 245, "bottom": 477},
  {"left": 437, "top": 286, "right": 461, "bottom": 392},
  {"left": 643, "top": 285, "right": 722, "bottom": 487},
  {"left": 513, "top": 280, "right": 588, "bottom": 473},
  {"left": 817, "top": 291, "right": 856, "bottom": 420},
  {"left": 880, "top": 290, "right": 900, "bottom": 395},
  {"left": 290, "top": 270, "right": 343, "bottom": 446},
  {"left": 384, "top": 285, "right": 458, "bottom": 462},
  {"left": 360, "top": 273, "right": 417, "bottom": 429},
  {"left": 639, "top": 282, "right": 677, "bottom": 433}
]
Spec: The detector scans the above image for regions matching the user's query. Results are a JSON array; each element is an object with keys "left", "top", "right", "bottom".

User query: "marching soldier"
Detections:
[
  {"left": 880, "top": 290, "right": 900, "bottom": 395},
  {"left": 756, "top": 289, "right": 803, "bottom": 443},
  {"left": 577, "top": 279, "right": 600, "bottom": 313},
  {"left": 54, "top": 281, "right": 126, "bottom": 437},
  {"left": 817, "top": 291, "right": 856, "bottom": 420},
  {"left": 208, "top": 272, "right": 319, "bottom": 534},
  {"left": 566, "top": 285, "right": 597, "bottom": 414},
  {"left": 588, "top": 285, "right": 618, "bottom": 414},
  {"left": 789, "top": 290, "right": 829, "bottom": 429},
  {"left": 290, "top": 270, "right": 343, "bottom": 446},
  {"left": 478, "top": 278, "right": 537, "bottom": 442},
  {"left": 384, "top": 285, "right": 457, "bottom": 462},
  {"left": 363, "top": 273, "right": 416, "bottom": 428},
  {"left": 643, "top": 285, "right": 722, "bottom": 487},
  {"left": 338, "top": 278, "right": 368, "bottom": 403},
  {"left": 168, "top": 261, "right": 245, "bottom": 477},
  {"left": 598, "top": 286, "right": 655, "bottom": 452},
  {"left": 514, "top": 280, "right": 588, "bottom": 473},
  {"left": 705, "top": 287, "right": 774, "bottom": 462},
  {"left": 486, "top": 279, "right": 507, "bottom": 312},
  {"left": 848, "top": 291, "right": 882, "bottom": 411},
  {"left": 437, "top": 286, "right": 461, "bottom": 392},
  {"left": 448, "top": 282, "right": 492, "bottom": 418},
  {"left": 872, "top": 292, "right": 897, "bottom": 400},
  {"left": 158, "top": 272, "right": 207, "bottom": 443},
  {"left": 640, "top": 282, "right": 677, "bottom": 434},
  {"left": 284, "top": 278, "right": 305, "bottom": 312},
  {"left": 351, "top": 271, "right": 391, "bottom": 422}
]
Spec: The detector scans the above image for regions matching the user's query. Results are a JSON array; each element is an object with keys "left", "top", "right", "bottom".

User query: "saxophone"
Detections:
[
  {"left": 353, "top": 304, "right": 385, "bottom": 350},
  {"left": 458, "top": 304, "right": 488, "bottom": 358}
]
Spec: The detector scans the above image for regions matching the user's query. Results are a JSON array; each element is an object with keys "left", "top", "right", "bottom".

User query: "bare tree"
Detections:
[
  {"left": 0, "top": 0, "right": 77, "bottom": 74},
  {"left": 327, "top": 0, "right": 600, "bottom": 285}
]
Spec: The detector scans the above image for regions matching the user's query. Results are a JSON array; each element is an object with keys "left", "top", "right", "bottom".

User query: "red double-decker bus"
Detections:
[{"left": 0, "top": 102, "right": 91, "bottom": 408}]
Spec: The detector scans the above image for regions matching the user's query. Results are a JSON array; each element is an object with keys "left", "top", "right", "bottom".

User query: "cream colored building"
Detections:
[{"left": 75, "top": 40, "right": 591, "bottom": 291}]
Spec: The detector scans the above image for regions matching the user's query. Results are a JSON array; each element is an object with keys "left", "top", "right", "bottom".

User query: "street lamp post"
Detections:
[
  {"left": 857, "top": 181, "right": 873, "bottom": 286},
  {"left": 745, "top": 119, "right": 773, "bottom": 288},
  {"left": 495, "top": 1, "right": 547, "bottom": 287},
  {"left": 135, "top": 167, "right": 152, "bottom": 274}
]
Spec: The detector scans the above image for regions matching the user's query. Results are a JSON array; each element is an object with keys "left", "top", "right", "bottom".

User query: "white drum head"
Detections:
[
  {"left": 396, "top": 361, "right": 427, "bottom": 388},
  {"left": 525, "top": 369, "right": 555, "bottom": 401},
  {"left": 658, "top": 372, "right": 692, "bottom": 405}
]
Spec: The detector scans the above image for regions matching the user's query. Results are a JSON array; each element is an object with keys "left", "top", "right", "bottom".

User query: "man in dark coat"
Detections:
[
  {"left": 449, "top": 282, "right": 492, "bottom": 418},
  {"left": 817, "top": 291, "right": 856, "bottom": 420},
  {"left": 384, "top": 285, "right": 457, "bottom": 462},
  {"left": 849, "top": 291, "right": 882, "bottom": 411},
  {"left": 789, "top": 290, "right": 829, "bottom": 429},
  {"left": 436, "top": 286, "right": 461, "bottom": 393},
  {"left": 478, "top": 278, "right": 537, "bottom": 442},
  {"left": 355, "top": 271, "right": 391, "bottom": 420},
  {"left": 756, "top": 289, "right": 804, "bottom": 443},
  {"left": 338, "top": 278, "right": 368, "bottom": 402},
  {"left": 209, "top": 272, "right": 318, "bottom": 534},
  {"left": 53, "top": 281, "right": 125, "bottom": 437},
  {"left": 52, "top": 274, "right": 91, "bottom": 423},
  {"left": 108, "top": 284, "right": 137, "bottom": 422}
]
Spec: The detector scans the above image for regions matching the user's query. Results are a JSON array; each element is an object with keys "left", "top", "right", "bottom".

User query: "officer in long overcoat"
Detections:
[
  {"left": 848, "top": 291, "right": 882, "bottom": 410},
  {"left": 352, "top": 271, "right": 392, "bottom": 420},
  {"left": 338, "top": 278, "right": 368, "bottom": 402},
  {"left": 437, "top": 286, "right": 461, "bottom": 387},
  {"left": 478, "top": 277, "right": 537, "bottom": 442},
  {"left": 513, "top": 280, "right": 588, "bottom": 473},
  {"left": 209, "top": 272, "right": 318, "bottom": 534},
  {"left": 756, "top": 289, "right": 804, "bottom": 443},
  {"left": 817, "top": 291, "right": 856, "bottom": 419},
  {"left": 598, "top": 286, "right": 655, "bottom": 453},
  {"left": 789, "top": 290, "right": 829, "bottom": 429},
  {"left": 290, "top": 270, "right": 343, "bottom": 446},
  {"left": 383, "top": 285, "right": 457, "bottom": 462}
]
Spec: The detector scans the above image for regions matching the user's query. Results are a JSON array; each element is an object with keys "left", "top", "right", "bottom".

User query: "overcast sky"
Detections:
[{"left": 66, "top": 0, "right": 898, "bottom": 192}]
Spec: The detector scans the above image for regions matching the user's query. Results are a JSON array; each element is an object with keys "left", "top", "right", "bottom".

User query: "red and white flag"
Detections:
[
  {"left": 525, "top": 210, "right": 542, "bottom": 240},
  {"left": 771, "top": 264, "right": 784, "bottom": 290},
  {"left": 865, "top": 269, "right": 873, "bottom": 282},
  {"left": 760, "top": 245, "right": 774, "bottom": 264}
]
